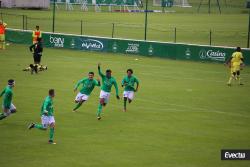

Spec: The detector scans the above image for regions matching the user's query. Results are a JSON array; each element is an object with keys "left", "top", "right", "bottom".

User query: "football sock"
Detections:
[
  {"left": 73, "top": 102, "right": 82, "bottom": 111},
  {"left": 35, "top": 124, "right": 46, "bottom": 130},
  {"left": 238, "top": 76, "right": 241, "bottom": 84},
  {"left": 49, "top": 128, "right": 54, "bottom": 141},
  {"left": 228, "top": 75, "right": 234, "bottom": 84},
  {"left": 97, "top": 104, "right": 103, "bottom": 117},
  {"left": 124, "top": 98, "right": 127, "bottom": 109},
  {"left": 3, "top": 41, "right": 5, "bottom": 50}
]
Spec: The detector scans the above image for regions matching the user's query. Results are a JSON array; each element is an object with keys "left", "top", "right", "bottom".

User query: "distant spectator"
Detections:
[
  {"left": 32, "top": 25, "right": 42, "bottom": 44},
  {"left": 0, "top": 20, "right": 7, "bottom": 50}
]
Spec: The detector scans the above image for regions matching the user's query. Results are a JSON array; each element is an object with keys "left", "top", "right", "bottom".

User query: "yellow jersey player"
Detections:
[{"left": 226, "top": 47, "right": 244, "bottom": 86}]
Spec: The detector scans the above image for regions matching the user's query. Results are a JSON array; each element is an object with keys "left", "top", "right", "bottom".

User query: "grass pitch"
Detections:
[{"left": 0, "top": 43, "right": 250, "bottom": 167}]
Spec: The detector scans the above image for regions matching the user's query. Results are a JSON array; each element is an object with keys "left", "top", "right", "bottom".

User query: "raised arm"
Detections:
[{"left": 98, "top": 63, "right": 105, "bottom": 77}]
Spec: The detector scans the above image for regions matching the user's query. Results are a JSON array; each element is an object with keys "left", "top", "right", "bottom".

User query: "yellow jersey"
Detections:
[{"left": 231, "top": 51, "right": 243, "bottom": 66}]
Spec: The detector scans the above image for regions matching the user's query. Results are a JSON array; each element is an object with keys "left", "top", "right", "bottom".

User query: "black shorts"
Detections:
[{"left": 33, "top": 54, "right": 42, "bottom": 63}]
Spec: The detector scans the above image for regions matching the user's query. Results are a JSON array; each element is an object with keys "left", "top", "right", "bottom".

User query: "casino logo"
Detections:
[{"left": 199, "top": 49, "right": 226, "bottom": 61}]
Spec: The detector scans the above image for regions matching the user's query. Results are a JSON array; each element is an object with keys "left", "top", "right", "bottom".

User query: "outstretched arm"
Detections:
[
  {"left": 74, "top": 79, "right": 83, "bottom": 92},
  {"left": 98, "top": 63, "right": 105, "bottom": 77}
]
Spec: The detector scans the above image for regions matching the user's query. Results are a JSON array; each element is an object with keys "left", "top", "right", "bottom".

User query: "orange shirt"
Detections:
[
  {"left": 32, "top": 30, "right": 42, "bottom": 42},
  {"left": 0, "top": 24, "right": 7, "bottom": 34}
]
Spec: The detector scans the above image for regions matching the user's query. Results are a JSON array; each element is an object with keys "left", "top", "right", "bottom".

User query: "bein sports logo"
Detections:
[
  {"left": 126, "top": 43, "right": 139, "bottom": 53},
  {"left": 199, "top": 49, "right": 226, "bottom": 61},
  {"left": 81, "top": 39, "right": 104, "bottom": 51},
  {"left": 49, "top": 35, "right": 64, "bottom": 48}
]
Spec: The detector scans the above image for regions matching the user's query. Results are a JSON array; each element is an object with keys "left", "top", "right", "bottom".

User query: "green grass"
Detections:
[
  {"left": 0, "top": 43, "right": 250, "bottom": 167},
  {"left": 0, "top": 0, "right": 249, "bottom": 47}
]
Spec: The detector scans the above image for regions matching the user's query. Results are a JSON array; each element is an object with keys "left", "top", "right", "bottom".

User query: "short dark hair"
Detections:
[
  {"left": 49, "top": 89, "right": 55, "bottom": 96},
  {"left": 89, "top": 71, "right": 94, "bottom": 75},
  {"left": 236, "top": 47, "right": 241, "bottom": 52},
  {"left": 8, "top": 79, "right": 15, "bottom": 86},
  {"left": 36, "top": 25, "right": 39, "bottom": 29},
  {"left": 127, "top": 69, "right": 133, "bottom": 74},
  {"left": 106, "top": 69, "right": 112, "bottom": 73}
]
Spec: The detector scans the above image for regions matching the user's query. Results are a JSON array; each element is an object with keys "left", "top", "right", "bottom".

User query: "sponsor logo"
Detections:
[
  {"left": 81, "top": 39, "right": 104, "bottom": 51},
  {"left": 70, "top": 38, "right": 75, "bottom": 48},
  {"left": 49, "top": 35, "right": 64, "bottom": 47},
  {"left": 185, "top": 48, "right": 191, "bottom": 59},
  {"left": 221, "top": 150, "right": 250, "bottom": 160},
  {"left": 112, "top": 42, "right": 118, "bottom": 52},
  {"left": 126, "top": 43, "right": 139, "bottom": 54},
  {"left": 199, "top": 49, "right": 226, "bottom": 61},
  {"left": 148, "top": 45, "right": 153, "bottom": 55}
]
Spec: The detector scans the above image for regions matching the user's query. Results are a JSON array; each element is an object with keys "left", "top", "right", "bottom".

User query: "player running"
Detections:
[
  {"left": 226, "top": 47, "right": 244, "bottom": 86},
  {"left": 121, "top": 69, "right": 139, "bottom": 112},
  {"left": 0, "top": 79, "right": 17, "bottom": 120},
  {"left": 73, "top": 72, "right": 101, "bottom": 112},
  {"left": 28, "top": 89, "right": 56, "bottom": 144},
  {"left": 97, "top": 63, "right": 119, "bottom": 120}
]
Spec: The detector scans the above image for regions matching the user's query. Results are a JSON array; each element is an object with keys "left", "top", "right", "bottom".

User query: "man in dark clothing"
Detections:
[{"left": 29, "top": 37, "right": 43, "bottom": 74}]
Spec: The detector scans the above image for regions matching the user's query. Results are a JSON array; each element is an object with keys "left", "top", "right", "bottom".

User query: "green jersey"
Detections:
[
  {"left": 40, "top": 96, "right": 54, "bottom": 116},
  {"left": 0, "top": 86, "right": 13, "bottom": 109},
  {"left": 74, "top": 78, "right": 100, "bottom": 95},
  {"left": 98, "top": 67, "right": 119, "bottom": 95},
  {"left": 122, "top": 75, "right": 139, "bottom": 91}
]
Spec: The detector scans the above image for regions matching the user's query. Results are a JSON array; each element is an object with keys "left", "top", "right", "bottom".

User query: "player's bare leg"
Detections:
[{"left": 73, "top": 100, "right": 85, "bottom": 112}]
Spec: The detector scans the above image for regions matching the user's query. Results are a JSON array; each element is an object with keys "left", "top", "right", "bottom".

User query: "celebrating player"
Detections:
[
  {"left": 28, "top": 89, "right": 56, "bottom": 144},
  {"left": 121, "top": 69, "right": 139, "bottom": 112},
  {"left": 73, "top": 72, "right": 101, "bottom": 112},
  {"left": 97, "top": 63, "right": 119, "bottom": 120},
  {"left": 0, "top": 79, "right": 17, "bottom": 120},
  {"left": 226, "top": 47, "right": 244, "bottom": 86}
]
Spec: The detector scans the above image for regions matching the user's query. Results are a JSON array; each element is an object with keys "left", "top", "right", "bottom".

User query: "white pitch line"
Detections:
[{"left": 135, "top": 98, "right": 250, "bottom": 118}]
